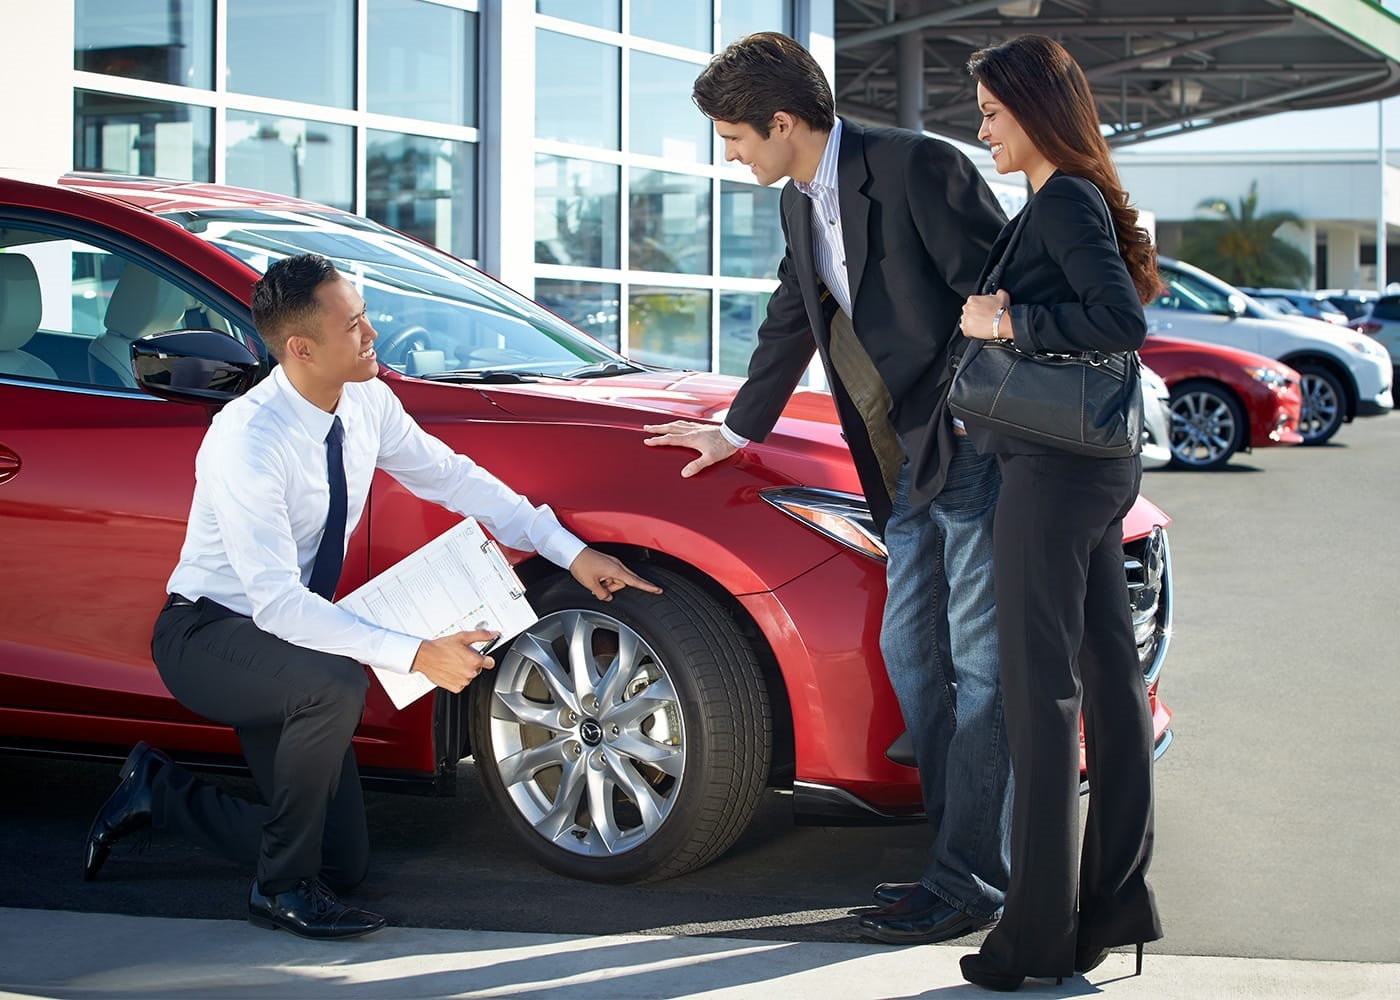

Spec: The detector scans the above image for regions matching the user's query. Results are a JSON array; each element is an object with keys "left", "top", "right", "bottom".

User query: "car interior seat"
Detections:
[
  {"left": 0, "top": 255, "right": 58, "bottom": 380},
  {"left": 89, "top": 263, "right": 189, "bottom": 388}
]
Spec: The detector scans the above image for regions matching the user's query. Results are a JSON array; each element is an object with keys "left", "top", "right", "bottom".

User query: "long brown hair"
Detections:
[{"left": 967, "top": 35, "right": 1158, "bottom": 304}]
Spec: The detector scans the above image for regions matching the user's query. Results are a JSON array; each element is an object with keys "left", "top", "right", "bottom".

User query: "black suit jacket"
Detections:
[
  {"left": 961, "top": 172, "right": 1148, "bottom": 456},
  {"left": 724, "top": 118, "right": 1007, "bottom": 530}
]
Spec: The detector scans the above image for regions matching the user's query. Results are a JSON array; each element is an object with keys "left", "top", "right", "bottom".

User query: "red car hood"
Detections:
[{"left": 387, "top": 367, "right": 1168, "bottom": 539}]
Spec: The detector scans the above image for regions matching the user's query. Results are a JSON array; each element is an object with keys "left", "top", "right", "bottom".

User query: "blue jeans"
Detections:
[{"left": 879, "top": 436, "right": 1011, "bottom": 918}]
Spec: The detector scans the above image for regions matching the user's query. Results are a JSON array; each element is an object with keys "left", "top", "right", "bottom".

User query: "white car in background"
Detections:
[
  {"left": 1147, "top": 257, "right": 1393, "bottom": 444},
  {"left": 1139, "top": 364, "right": 1172, "bottom": 470}
]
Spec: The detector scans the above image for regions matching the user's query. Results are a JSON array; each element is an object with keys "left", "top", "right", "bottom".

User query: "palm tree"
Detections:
[{"left": 1176, "top": 181, "right": 1312, "bottom": 287}]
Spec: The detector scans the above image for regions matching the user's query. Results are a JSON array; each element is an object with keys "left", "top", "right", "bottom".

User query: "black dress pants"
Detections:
[
  {"left": 978, "top": 452, "right": 1162, "bottom": 977},
  {"left": 150, "top": 598, "right": 370, "bottom": 894}
]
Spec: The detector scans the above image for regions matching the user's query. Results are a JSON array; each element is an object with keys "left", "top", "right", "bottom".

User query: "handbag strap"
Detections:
[{"left": 980, "top": 204, "right": 1033, "bottom": 295}]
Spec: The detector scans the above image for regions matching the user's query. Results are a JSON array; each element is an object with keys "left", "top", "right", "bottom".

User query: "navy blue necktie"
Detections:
[{"left": 308, "top": 416, "right": 347, "bottom": 600}]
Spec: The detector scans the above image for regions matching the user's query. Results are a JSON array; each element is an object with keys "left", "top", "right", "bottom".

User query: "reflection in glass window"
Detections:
[
  {"left": 74, "top": 91, "right": 212, "bottom": 181},
  {"left": 629, "top": 170, "right": 711, "bottom": 275},
  {"left": 629, "top": 286, "right": 711, "bottom": 371},
  {"left": 225, "top": 112, "right": 353, "bottom": 210},
  {"left": 720, "top": 0, "right": 790, "bottom": 46},
  {"left": 630, "top": 52, "right": 711, "bottom": 163},
  {"left": 227, "top": 0, "right": 353, "bottom": 108},
  {"left": 536, "top": 31, "right": 620, "bottom": 149},
  {"left": 720, "top": 181, "right": 784, "bottom": 279},
  {"left": 366, "top": 132, "right": 477, "bottom": 261},
  {"left": 75, "top": 0, "right": 212, "bottom": 88},
  {"left": 535, "top": 156, "right": 619, "bottom": 268},
  {"left": 719, "top": 291, "right": 771, "bottom": 376},
  {"left": 631, "top": 0, "right": 712, "bottom": 51},
  {"left": 536, "top": 0, "right": 619, "bottom": 31},
  {"left": 536, "top": 278, "right": 621, "bottom": 351},
  {"left": 368, "top": 0, "right": 477, "bottom": 126}
]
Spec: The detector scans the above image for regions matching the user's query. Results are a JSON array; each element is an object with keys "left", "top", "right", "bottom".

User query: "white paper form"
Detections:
[{"left": 338, "top": 516, "right": 537, "bottom": 710}]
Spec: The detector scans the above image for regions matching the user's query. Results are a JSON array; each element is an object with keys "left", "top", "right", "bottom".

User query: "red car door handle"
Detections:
[{"left": 0, "top": 444, "right": 20, "bottom": 486}]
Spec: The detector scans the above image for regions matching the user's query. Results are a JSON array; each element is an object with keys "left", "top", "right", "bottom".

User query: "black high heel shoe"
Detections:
[
  {"left": 1075, "top": 942, "right": 1145, "bottom": 976},
  {"left": 959, "top": 953, "right": 1064, "bottom": 993}
]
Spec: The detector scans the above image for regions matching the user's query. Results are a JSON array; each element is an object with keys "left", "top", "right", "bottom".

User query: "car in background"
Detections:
[
  {"left": 1148, "top": 257, "right": 1392, "bottom": 445},
  {"left": 1347, "top": 295, "right": 1400, "bottom": 378},
  {"left": 1314, "top": 288, "right": 1380, "bottom": 322},
  {"left": 0, "top": 173, "right": 1174, "bottom": 885},
  {"left": 1138, "top": 335, "right": 1303, "bottom": 470},
  {"left": 1138, "top": 364, "right": 1173, "bottom": 470},
  {"left": 1237, "top": 287, "right": 1350, "bottom": 326}
]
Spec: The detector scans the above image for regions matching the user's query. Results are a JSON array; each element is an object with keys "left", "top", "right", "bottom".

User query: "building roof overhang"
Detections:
[{"left": 834, "top": 0, "right": 1400, "bottom": 147}]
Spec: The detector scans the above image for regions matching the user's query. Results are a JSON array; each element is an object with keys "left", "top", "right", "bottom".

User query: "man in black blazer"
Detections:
[{"left": 644, "top": 32, "right": 1012, "bottom": 944}]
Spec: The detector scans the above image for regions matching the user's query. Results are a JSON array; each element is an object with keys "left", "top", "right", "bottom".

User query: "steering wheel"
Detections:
[{"left": 377, "top": 325, "right": 436, "bottom": 366}]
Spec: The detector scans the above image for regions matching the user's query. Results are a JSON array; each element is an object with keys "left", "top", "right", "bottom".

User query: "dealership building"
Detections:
[{"left": 4, "top": 1, "right": 1400, "bottom": 376}]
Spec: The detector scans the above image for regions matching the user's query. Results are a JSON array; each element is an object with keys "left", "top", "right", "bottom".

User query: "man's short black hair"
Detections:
[{"left": 251, "top": 253, "right": 341, "bottom": 360}]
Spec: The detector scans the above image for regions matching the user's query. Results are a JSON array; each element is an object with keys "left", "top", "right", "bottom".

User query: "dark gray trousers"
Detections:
[{"left": 150, "top": 598, "right": 370, "bottom": 894}]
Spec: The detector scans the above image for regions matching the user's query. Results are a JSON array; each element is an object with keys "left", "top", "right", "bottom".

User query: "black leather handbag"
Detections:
[
  {"left": 949, "top": 337, "right": 1143, "bottom": 457},
  {"left": 948, "top": 180, "right": 1143, "bottom": 459}
]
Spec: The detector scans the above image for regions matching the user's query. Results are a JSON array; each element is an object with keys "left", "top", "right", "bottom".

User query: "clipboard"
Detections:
[{"left": 337, "top": 516, "right": 537, "bottom": 709}]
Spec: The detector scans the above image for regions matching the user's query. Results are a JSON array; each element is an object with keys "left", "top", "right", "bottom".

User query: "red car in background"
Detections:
[
  {"left": 1140, "top": 334, "right": 1304, "bottom": 470},
  {"left": 0, "top": 173, "right": 1173, "bottom": 884}
]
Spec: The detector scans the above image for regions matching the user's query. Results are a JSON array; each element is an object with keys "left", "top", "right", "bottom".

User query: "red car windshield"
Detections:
[{"left": 161, "top": 206, "right": 628, "bottom": 378}]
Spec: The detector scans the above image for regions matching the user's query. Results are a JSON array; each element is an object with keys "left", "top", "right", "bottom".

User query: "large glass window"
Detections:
[
  {"left": 227, "top": 0, "right": 353, "bottom": 108},
  {"left": 74, "top": 91, "right": 212, "bottom": 181},
  {"left": 630, "top": 0, "right": 712, "bottom": 51},
  {"left": 629, "top": 52, "right": 710, "bottom": 163},
  {"left": 536, "top": 0, "right": 619, "bottom": 31},
  {"left": 720, "top": 1, "right": 790, "bottom": 46},
  {"left": 74, "top": 0, "right": 213, "bottom": 89},
  {"left": 629, "top": 169, "right": 710, "bottom": 274},
  {"left": 535, "top": 278, "right": 621, "bottom": 351},
  {"left": 368, "top": 0, "right": 477, "bottom": 127},
  {"left": 629, "top": 286, "right": 710, "bottom": 370},
  {"left": 535, "top": 155, "right": 620, "bottom": 268},
  {"left": 536, "top": 31, "right": 620, "bottom": 149},
  {"left": 225, "top": 112, "right": 353, "bottom": 210},
  {"left": 366, "top": 132, "right": 477, "bottom": 261},
  {"left": 719, "top": 291, "right": 769, "bottom": 376},
  {"left": 720, "top": 181, "right": 784, "bottom": 279}
]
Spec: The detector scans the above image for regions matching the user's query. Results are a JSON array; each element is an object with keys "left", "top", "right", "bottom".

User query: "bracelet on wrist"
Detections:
[{"left": 991, "top": 305, "right": 1007, "bottom": 341}]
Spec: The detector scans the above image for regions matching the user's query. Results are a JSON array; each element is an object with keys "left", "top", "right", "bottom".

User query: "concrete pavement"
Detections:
[{"left": 1, "top": 908, "right": 1396, "bottom": 999}]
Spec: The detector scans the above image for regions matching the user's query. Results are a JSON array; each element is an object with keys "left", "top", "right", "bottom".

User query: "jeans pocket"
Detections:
[{"left": 935, "top": 440, "right": 1001, "bottom": 513}]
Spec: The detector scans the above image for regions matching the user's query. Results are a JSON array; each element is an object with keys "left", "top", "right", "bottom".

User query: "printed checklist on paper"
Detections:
[{"left": 337, "top": 516, "right": 536, "bottom": 709}]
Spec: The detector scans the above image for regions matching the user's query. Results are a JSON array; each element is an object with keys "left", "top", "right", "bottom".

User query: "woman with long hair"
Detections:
[{"left": 954, "top": 34, "right": 1163, "bottom": 991}]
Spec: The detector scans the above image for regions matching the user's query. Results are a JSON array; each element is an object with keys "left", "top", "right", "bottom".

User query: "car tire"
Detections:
[
  {"left": 469, "top": 566, "right": 771, "bottom": 883},
  {"left": 1167, "top": 379, "right": 1246, "bottom": 470},
  {"left": 1293, "top": 361, "right": 1346, "bottom": 445}
]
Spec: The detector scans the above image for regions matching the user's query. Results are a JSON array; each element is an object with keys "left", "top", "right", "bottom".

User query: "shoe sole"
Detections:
[
  {"left": 81, "top": 742, "right": 153, "bottom": 882},
  {"left": 857, "top": 919, "right": 996, "bottom": 946},
  {"left": 248, "top": 912, "right": 387, "bottom": 940}
]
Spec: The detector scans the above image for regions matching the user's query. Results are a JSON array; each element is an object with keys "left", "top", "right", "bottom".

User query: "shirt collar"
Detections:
[
  {"left": 794, "top": 118, "right": 843, "bottom": 200},
  {"left": 271, "top": 364, "right": 341, "bottom": 440}
]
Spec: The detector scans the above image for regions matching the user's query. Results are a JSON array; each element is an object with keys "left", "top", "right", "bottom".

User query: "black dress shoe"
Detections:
[
  {"left": 960, "top": 953, "right": 1034, "bottom": 992},
  {"left": 1075, "top": 942, "right": 1145, "bottom": 976},
  {"left": 248, "top": 879, "right": 386, "bottom": 940},
  {"left": 858, "top": 900, "right": 996, "bottom": 945},
  {"left": 82, "top": 742, "right": 171, "bottom": 881},
  {"left": 866, "top": 884, "right": 939, "bottom": 919},
  {"left": 872, "top": 880, "right": 920, "bottom": 906}
]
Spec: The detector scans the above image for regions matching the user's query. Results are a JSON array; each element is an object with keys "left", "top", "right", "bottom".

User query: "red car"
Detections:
[
  {"left": 1140, "top": 334, "right": 1304, "bottom": 471},
  {"left": 0, "top": 174, "right": 1173, "bottom": 883}
]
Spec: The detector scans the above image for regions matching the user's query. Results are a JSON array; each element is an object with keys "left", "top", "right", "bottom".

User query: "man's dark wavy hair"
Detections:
[{"left": 692, "top": 31, "right": 835, "bottom": 137}]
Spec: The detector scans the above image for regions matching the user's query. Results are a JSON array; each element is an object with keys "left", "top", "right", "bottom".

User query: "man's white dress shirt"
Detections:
[{"left": 167, "top": 366, "right": 585, "bottom": 674}]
